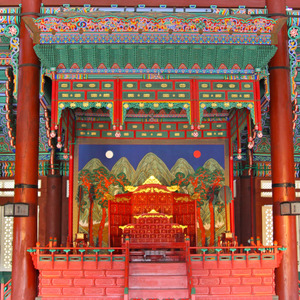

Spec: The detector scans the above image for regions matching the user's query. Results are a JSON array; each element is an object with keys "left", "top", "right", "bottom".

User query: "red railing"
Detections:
[
  {"left": 124, "top": 237, "right": 130, "bottom": 300},
  {"left": 27, "top": 242, "right": 287, "bottom": 299},
  {"left": 185, "top": 237, "right": 195, "bottom": 300},
  {"left": 28, "top": 245, "right": 127, "bottom": 255},
  {"left": 0, "top": 279, "right": 11, "bottom": 300},
  {"left": 188, "top": 244, "right": 283, "bottom": 254},
  {"left": 28, "top": 245, "right": 129, "bottom": 298},
  {"left": 28, "top": 246, "right": 127, "bottom": 270},
  {"left": 186, "top": 244, "right": 285, "bottom": 272}
]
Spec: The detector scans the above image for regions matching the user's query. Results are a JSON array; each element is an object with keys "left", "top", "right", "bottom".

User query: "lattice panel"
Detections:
[
  {"left": 0, "top": 179, "right": 42, "bottom": 197},
  {"left": 0, "top": 207, "right": 13, "bottom": 271},
  {"left": 0, "top": 179, "right": 14, "bottom": 197},
  {"left": 261, "top": 191, "right": 272, "bottom": 198},
  {"left": 66, "top": 179, "right": 69, "bottom": 197},
  {"left": 260, "top": 180, "right": 272, "bottom": 189},
  {"left": 262, "top": 205, "right": 273, "bottom": 246},
  {"left": 0, "top": 179, "right": 14, "bottom": 189}
]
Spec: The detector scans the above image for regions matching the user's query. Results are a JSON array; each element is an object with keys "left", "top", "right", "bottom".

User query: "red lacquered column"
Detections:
[
  {"left": 266, "top": 0, "right": 298, "bottom": 299},
  {"left": 46, "top": 175, "right": 63, "bottom": 245},
  {"left": 11, "top": 0, "right": 41, "bottom": 299},
  {"left": 68, "top": 143, "right": 74, "bottom": 243}
]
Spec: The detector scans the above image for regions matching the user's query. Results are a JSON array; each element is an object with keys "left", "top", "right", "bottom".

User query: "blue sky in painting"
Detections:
[{"left": 79, "top": 144, "right": 224, "bottom": 171}]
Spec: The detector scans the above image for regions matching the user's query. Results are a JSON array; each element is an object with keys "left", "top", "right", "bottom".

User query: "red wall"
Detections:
[{"left": 38, "top": 260, "right": 125, "bottom": 300}]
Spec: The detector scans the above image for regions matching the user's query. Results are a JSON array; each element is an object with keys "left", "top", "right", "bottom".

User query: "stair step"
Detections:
[
  {"left": 129, "top": 288, "right": 189, "bottom": 298},
  {"left": 129, "top": 262, "right": 187, "bottom": 276},
  {"left": 129, "top": 275, "right": 188, "bottom": 289}
]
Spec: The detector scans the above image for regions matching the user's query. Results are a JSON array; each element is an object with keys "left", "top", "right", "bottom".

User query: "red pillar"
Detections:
[
  {"left": 46, "top": 148, "right": 63, "bottom": 246},
  {"left": 11, "top": 0, "right": 41, "bottom": 298},
  {"left": 238, "top": 176, "right": 253, "bottom": 245},
  {"left": 68, "top": 145, "right": 74, "bottom": 243},
  {"left": 46, "top": 175, "right": 63, "bottom": 245},
  {"left": 266, "top": 0, "right": 299, "bottom": 299},
  {"left": 228, "top": 134, "right": 235, "bottom": 234}
]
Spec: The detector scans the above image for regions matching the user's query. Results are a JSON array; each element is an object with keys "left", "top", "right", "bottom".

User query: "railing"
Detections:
[
  {"left": 188, "top": 245, "right": 285, "bottom": 254},
  {"left": 28, "top": 242, "right": 287, "bottom": 299},
  {"left": 185, "top": 237, "right": 195, "bottom": 300},
  {"left": 186, "top": 244, "right": 286, "bottom": 270},
  {"left": 0, "top": 279, "right": 11, "bottom": 300},
  {"left": 124, "top": 237, "right": 130, "bottom": 300},
  {"left": 27, "top": 246, "right": 127, "bottom": 271},
  {"left": 28, "top": 246, "right": 126, "bottom": 255}
]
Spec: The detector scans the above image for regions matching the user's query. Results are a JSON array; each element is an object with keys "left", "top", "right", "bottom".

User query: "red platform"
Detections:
[{"left": 28, "top": 244, "right": 284, "bottom": 300}]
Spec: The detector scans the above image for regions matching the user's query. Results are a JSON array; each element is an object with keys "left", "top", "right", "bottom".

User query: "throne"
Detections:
[
  {"left": 120, "top": 209, "right": 187, "bottom": 261},
  {"left": 109, "top": 176, "right": 196, "bottom": 249}
]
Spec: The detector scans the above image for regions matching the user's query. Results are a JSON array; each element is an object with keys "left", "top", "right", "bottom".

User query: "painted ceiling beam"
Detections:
[{"left": 0, "top": 0, "right": 300, "bottom": 9}]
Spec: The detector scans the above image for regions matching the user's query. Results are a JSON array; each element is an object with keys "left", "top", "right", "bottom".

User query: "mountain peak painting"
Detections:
[{"left": 77, "top": 144, "right": 226, "bottom": 247}]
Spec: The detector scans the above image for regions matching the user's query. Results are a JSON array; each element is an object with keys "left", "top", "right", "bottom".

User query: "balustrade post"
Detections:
[
  {"left": 0, "top": 283, "right": 4, "bottom": 300},
  {"left": 124, "top": 235, "right": 130, "bottom": 300}
]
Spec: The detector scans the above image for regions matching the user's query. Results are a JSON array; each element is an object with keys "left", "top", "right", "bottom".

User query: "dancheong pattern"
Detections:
[{"left": 34, "top": 16, "right": 276, "bottom": 33}]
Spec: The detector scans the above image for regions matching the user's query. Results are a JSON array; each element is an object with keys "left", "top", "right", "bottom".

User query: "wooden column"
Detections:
[
  {"left": 46, "top": 146, "right": 63, "bottom": 246},
  {"left": 266, "top": 0, "right": 299, "bottom": 299},
  {"left": 238, "top": 176, "right": 254, "bottom": 245},
  {"left": 68, "top": 145, "right": 74, "bottom": 242},
  {"left": 11, "top": 0, "right": 40, "bottom": 299},
  {"left": 46, "top": 175, "right": 63, "bottom": 246}
]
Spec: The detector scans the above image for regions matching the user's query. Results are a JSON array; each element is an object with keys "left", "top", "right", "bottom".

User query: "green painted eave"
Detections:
[
  {"left": 0, "top": 68, "right": 9, "bottom": 104},
  {"left": 34, "top": 43, "right": 277, "bottom": 71}
]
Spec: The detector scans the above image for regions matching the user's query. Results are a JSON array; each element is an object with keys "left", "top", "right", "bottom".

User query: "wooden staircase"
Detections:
[{"left": 128, "top": 262, "right": 189, "bottom": 299}]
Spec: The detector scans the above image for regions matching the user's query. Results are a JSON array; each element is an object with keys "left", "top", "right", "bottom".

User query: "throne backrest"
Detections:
[{"left": 120, "top": 210, "right": 186, "bottom": 244}]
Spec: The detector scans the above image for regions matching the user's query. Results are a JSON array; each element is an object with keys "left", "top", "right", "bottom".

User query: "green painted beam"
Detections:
[{"left": 34, "top": 43, "right": 277, "bottom": 71}]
